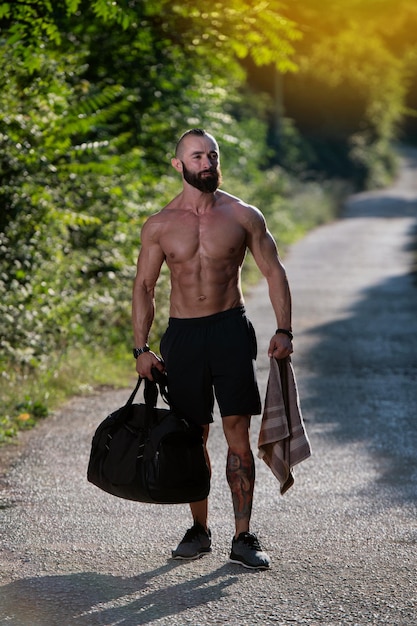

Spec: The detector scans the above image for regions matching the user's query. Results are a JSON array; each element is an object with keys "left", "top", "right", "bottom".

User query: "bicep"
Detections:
[{"left": 246, "top": 212, "right": 283, "bottom": 278}]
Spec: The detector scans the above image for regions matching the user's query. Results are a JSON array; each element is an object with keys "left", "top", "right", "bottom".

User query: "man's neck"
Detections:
[{"left": 181, "top": 186, "right": 219, "bottom": 214}]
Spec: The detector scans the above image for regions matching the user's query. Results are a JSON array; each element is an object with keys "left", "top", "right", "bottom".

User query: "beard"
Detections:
[{"left": 181, "top": 162, "right": 222, "bottom": 193}]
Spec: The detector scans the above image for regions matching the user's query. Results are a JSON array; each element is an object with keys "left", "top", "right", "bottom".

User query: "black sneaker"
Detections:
[
  {"left": 229, "top": 532, "right": 270, "bottom": 569},
  {"left": 171, "top": 522, "right": 212, "bottom": 560}
]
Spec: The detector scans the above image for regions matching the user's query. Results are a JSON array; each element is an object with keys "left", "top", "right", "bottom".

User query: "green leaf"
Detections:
[{"left": 0, "top": 3, "right": 11, "bottom": 19}]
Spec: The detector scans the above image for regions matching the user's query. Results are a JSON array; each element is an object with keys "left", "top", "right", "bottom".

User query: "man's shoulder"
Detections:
[
  {"left": 217, "top": 190, "right": 263, "bottom": 221},
  {"left": 218, "top": 189, "right": 257, "bottom": 208},
  {"left": 144, "top": 199, "right": 181, "bottom": 226}
]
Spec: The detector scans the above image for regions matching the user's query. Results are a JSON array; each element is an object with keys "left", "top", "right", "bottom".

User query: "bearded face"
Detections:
[{"left": 181, "top": 162, "right": 222, "bottom": 193}]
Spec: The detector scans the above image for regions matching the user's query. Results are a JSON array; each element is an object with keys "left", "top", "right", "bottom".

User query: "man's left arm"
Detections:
[{"left": 245, "top": 207, "right": 293, "bottom": 360}]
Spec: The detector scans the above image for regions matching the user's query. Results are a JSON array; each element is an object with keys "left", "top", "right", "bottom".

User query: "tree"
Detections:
[
  {"left": 0, "top": 0, "right": 300, "bottom": 378},
  {"left": 246, "top": 0, "right": 417, "bottom": 186}
]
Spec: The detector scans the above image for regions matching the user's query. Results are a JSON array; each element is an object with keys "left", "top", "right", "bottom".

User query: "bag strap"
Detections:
[
  {"left": 125, "top": 376, "right": 143, "bottom": 406},
  {"left": 123, "top": 370, "right": 171, "bottom": 414},
  {"left": 124, "top": 375, "right": 160, "bottom": 410}
]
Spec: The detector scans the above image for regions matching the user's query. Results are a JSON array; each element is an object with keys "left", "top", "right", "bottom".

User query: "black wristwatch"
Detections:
[{"left": 133, "top": 344, "right": 150, "bottom": 359}]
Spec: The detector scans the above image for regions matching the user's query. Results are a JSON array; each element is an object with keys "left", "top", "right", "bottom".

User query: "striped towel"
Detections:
[{"left": 258, "top": 357, "right": 311, "bottom": 495}]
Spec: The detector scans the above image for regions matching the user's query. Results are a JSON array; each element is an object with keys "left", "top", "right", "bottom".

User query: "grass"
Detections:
[{"left": 0, "top": 348, "right": 135, "bottom": 444}]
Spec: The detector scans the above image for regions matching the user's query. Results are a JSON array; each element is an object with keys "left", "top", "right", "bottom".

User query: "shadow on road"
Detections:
[
  {"left": 0, "top": 561, "right": 251, "bottom": 625},
  {"left": 299, "top": 217, "right": 417, "bottom": 502}
]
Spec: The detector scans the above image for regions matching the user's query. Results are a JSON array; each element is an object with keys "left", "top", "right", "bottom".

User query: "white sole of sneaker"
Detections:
[{"left": 229, "top": 557, "right": 270, "bottom": 570}]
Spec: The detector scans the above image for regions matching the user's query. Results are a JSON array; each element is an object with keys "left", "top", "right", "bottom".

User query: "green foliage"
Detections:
[
  {"left": 0, "top": 44, "right": 138, "bottom": 373},
  {"left": 2, "top": 0, "right": 300, "bottom": 74},
  {"left": 297, "top": 25, "right": 405, "bottom": 185},
  {"left": 1, "top": 0, "right": 299, "bottom": 440},
  {"left": 261, "top": 0, "right": 417, "bottom": 187}
]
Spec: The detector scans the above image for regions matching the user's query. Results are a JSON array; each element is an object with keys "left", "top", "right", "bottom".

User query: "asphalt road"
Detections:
[{"left": 1, "top": 149, "right": 416, "bottom": 625}]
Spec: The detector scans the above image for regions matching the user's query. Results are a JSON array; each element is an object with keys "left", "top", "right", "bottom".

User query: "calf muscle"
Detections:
[{"left": 226, "top": 449, "right": 255, "bottom": 522}]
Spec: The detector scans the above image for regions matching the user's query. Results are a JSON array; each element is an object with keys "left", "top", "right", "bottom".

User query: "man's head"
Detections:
[{"left": 172, "top": 128, "right": 222, "bottom": 193}]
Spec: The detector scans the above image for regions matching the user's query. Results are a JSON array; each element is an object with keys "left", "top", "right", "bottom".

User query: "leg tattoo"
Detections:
[{"left": 226, "top": 449, "right": 255, "bottom": 522}]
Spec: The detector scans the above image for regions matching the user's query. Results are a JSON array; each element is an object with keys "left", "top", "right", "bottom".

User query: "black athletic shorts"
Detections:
[{"left": 159, "top": 306, "right": 262, "bottom": 425}]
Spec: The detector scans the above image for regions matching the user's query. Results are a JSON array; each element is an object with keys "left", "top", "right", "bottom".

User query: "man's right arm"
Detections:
[{"left": 132, "top": 219, "right": 165, "bottom": 378}]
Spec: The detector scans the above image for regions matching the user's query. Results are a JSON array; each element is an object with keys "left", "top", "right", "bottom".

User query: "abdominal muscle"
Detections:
[{"left": 167, "top": 259, "right": 244, "bottom": 318}]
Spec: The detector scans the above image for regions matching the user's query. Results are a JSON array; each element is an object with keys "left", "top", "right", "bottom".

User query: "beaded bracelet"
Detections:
[{"left": 275, "top": 328, "right": 293, "bottom": 341}]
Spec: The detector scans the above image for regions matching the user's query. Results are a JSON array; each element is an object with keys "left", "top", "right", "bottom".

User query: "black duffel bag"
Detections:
[{"left": 87, "top": 369, "right": 210, "bottom": 504}]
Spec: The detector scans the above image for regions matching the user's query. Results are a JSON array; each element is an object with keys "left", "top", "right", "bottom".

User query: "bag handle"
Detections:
[
  {"left": 124, "top": 374, "right": 163, "bottom": 409},
  {"left": 123, "top": 370, "right": 171, "bottom": 415},
  {"left": 125, "top": 376, "right": 143, "bottom": 406}
]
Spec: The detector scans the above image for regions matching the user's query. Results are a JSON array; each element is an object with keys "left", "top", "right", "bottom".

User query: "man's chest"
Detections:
[{"left": 160, "top": 213, "right": 247, "bottom": 263}]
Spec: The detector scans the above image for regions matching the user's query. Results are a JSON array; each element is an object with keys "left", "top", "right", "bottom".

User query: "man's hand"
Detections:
[
  {"left": 135, "top": 351, "right": 165, "bottom": 380},
  {"left": 268, "top": 333, "right": 293, "bottom": 360}
]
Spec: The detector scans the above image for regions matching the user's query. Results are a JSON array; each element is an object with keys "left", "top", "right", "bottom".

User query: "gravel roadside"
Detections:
[{"left": 1, "top": 149, "right": 416, "bottom": 625}]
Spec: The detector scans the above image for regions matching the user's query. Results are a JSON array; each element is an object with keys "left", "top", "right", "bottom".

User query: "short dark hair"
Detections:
[{"left": 175, "top": 128, "right": 207, "bottom": 157}]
